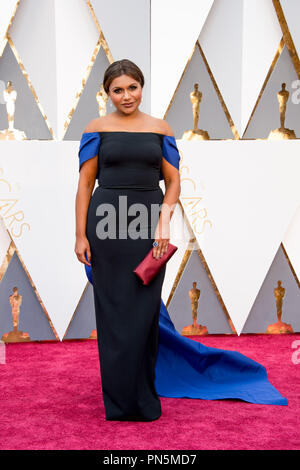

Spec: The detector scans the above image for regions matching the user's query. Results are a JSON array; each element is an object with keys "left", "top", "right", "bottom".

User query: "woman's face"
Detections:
[{"left": 108, "top": 74, "right": 142, "bottom": 114}]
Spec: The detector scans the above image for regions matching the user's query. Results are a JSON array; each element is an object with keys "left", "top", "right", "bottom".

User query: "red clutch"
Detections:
[{"left": 133, "top": 243, "right": 178, "bottom": 285}]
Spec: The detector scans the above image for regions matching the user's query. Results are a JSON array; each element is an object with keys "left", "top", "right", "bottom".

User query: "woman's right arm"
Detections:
[{"left": 75, "top": 121, "right": 99, "bottom": 267}]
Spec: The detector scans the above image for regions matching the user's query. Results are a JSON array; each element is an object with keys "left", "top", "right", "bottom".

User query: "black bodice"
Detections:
[{"left": 97, "top": 132, "right": 164, "bottom": 190}]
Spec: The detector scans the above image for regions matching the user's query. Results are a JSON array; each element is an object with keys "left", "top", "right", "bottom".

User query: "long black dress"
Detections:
[
  {"left": 79, "top": 130, "right": 288, "bottom": 421},
  {"left": 85, "top": 131, "right": 167, "bottom": 421}
]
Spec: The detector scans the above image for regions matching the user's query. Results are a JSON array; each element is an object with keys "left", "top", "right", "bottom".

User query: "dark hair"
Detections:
[{"left": 103, "top": 59, "right": 144, "bottom": 95}]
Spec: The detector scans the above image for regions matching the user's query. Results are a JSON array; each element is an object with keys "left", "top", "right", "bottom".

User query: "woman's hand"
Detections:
[
  {"left": 153, "top": 222, "right": 170, "bottom": 259},
  {"left": 75, "top": 235, "right": 91, "bottom": 266}
]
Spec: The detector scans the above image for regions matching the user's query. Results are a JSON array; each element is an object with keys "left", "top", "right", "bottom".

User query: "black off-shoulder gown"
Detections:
[
  {"left": 86, "top": 131, "right": 166, "bottom": 421},
  {"left": 79, "top": 130, "right": 288, "bottom": 421}
]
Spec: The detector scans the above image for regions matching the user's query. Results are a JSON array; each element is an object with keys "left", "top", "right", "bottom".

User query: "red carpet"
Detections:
[{"left": 0, "top": 334, "right": 299, "bottom": 450}]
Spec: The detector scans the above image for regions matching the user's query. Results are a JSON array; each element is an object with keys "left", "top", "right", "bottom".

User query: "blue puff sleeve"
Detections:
[
  {"left": 159, "top": 135, "right": 181, "bottom": 180},
  {"left": 78, "top": 132, "right": 101, "bottom": 171}
]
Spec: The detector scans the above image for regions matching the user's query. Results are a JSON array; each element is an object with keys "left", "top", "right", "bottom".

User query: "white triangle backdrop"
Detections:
[{"left": 177, "top": 139, "right": 300, "bottom": 334}]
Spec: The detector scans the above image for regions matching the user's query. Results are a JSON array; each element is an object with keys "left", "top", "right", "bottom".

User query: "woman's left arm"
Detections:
[{"left": 153, "top": 123, "right": 181, "bottom": 259}]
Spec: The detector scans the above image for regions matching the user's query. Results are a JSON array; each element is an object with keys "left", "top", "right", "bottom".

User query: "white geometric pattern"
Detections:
[
  {"left": 9, "top": 0, "right": 99, "bottom": 139},
  {"left": 0, "top": 0, "right": 300, "bottom": 338},
  {"left": 91, "top": 0, "right": 152, "bottom": 112},
  {"left": 0, "top": 141, "right": 86, "bottom": 340},
  {"left": 177, "top": 139, "right": 300, "bottom": 334},
  {"left": 151, "top": 0, "right": 214, "bottom": 118},
  {"left": 0, "top": 216, "right": 12, "bottom": 269},
  {"left": 280, "top": 0, "right": 300, "bottom": 59},
  {"left": 199, "top": 0, "right": 282, "bottom": 136},
  {"left": 283, "top": 204, "right": 300, "bottom": 288},
  {"left": 0, "top": 0, "right": 19, "bottom": 54}
]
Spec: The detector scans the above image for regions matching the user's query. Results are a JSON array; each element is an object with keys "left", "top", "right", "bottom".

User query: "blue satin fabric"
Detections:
[
  {"left": 157, "top": 301, "right": 287, "bottom": 405},
  {"left": 78, "top": 132, "right": 180, "bottom": 181},
  {"left": 78, "top": 132, "right": 288, "bottom": 406},
  {"left": 160, "top": 135, "right": 180, "bottom": 180},
  {"left": 78, "top": 132, "right": 101, "bottom": 172}
]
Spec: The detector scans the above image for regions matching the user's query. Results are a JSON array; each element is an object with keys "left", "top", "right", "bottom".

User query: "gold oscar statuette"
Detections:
[
  {"left": 1, "top": 287, "right": 31, "bottom": 342},
  {"left": 181, "top": 281, "right": 208, "bottom": 335},
  {"left": 89, "top": 329, "right": 97, "bottom": 339},
  {"left": 268, "top": 83, "right": 296, "bottom": 140},
  {"left": 96, "top": 84, "right": 109, "bottom": 117},
  {"left": 182, "top": 83, "right": 210, "bottom": 140},
  {"left": 265, "top": 280, "right": 293, "bottom": 334},
  {"left": 0, "top": 81, "right": 27, "bottom": 140}
]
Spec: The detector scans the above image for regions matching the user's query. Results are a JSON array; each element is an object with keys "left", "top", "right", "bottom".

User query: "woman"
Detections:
[{"left": 75, "top": 59, "right": 288, "bottom": 422}]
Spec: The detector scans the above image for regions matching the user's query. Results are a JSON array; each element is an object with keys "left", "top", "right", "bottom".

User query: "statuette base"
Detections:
[
  {"left": 265, "top": 320, "right": 294, "bottom": 334},
  {"left": 182, "top": 129, "right": 210, "bottom": 140},
  {"left": 268, "top": 128, "right": 296, "bottom": 140},
  {"left": 2, "top": 329, "right": 30, "bottom": 342},
  {"left": 0, "top": 128, "right": 27, "bottom": 140},
  {"left": 89, "top": 329, "right": 97, "bottom": 339},
  {"left": 181, "top": 323, "right": 208, "bottom": 336}
]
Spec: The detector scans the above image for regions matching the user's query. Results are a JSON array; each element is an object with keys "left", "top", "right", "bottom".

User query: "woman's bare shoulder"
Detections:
[
  {"left": 161, "top": 120, "right": 174, "bottom": 137},
  {"left": 83, "top": 117, "right": 109, "bottom": 133},
  {"left": 148, "top": 116, "right": 174, "bottom": 136}
]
